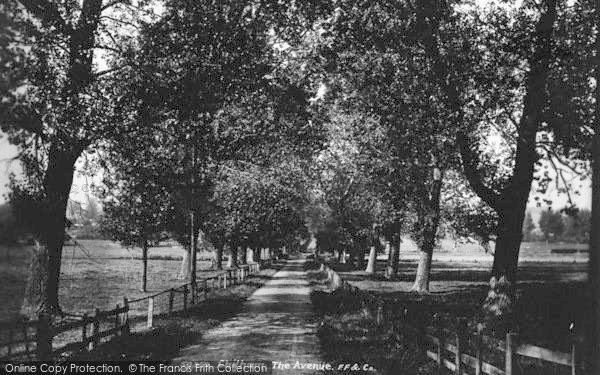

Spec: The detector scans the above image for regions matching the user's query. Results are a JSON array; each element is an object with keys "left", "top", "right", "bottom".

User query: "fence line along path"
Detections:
[
  {"left": 171, "top": 258, "right": 325, "bottom": 373},
  {"left": 320, "top": 262, "right": 583, "bottom": 375},
  {"left": 0, "top": 261, "right": 268, "bottom": 361}
]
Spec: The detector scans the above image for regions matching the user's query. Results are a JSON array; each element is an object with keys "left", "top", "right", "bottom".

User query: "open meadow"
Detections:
[{"left": 0, "top": 240, "right": 227, "bottom": 321}]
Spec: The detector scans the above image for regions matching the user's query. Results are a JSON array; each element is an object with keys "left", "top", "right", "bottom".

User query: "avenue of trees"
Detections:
[{"left": 0, "top": 0, "right": 598, "bottom": 347}]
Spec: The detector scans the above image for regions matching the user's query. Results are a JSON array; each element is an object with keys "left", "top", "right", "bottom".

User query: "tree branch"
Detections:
[
  {"left": 456, "top": 131, "right": 502, "bottom": 210},
  {"left": 18, "top": 0, "right": 73, "bottom": 35}
]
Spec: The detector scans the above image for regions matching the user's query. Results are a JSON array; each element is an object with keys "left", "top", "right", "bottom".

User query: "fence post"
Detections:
[
  {"left": 475, "top": 323, "right": 483, "bottom": 375},
  {"left": 506, "top": 332, "right": 518, "bottom": 375},
  {"left": 115, "top": 304, "right": 120, "bottom": 336},
  {"left": 433, "top": 314, "right": 442, "bottom": 374},
  {"left": 123, "top": 298, "right": 130, "bottom": 335},
  {"left": 570, "top": 323, "right": 577, "bottom": 375},
  {"left": 36, "top": 313, "right": 52, "bottom": 360},
  {"left": 183, "top": 285, "right": 189, "bottom": 313},
  {"left": 169, "top": 289, "right": 174, "bottom": 314},
  {"left": 147, "top": 297, "right": 154, "bottom": 328},
  {"left": 92, "top": 308, "right": 100, "bottom": 351},
  {"left": 455, "top": 319, "right": 466, "bottom": 375}
]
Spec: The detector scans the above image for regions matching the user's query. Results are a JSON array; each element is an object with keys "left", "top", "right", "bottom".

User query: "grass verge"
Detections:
[{"left": 69, "top": 268, "right": 278, "bottom": 361}]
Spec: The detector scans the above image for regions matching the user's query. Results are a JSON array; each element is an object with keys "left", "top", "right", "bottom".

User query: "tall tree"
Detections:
[
  {"left": 98, "top": 128, "right": 173, "bottom": 292},
  {"left": 411, "top": 0, "right": 593, "bottom": 320},
  {"left": 1, "top": 0, "right": 153, "bottom": 314}
]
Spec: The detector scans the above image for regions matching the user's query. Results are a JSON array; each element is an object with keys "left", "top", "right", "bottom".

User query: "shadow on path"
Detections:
[{"left": 172, "top": 258, "right": 325, "bottom": 374}]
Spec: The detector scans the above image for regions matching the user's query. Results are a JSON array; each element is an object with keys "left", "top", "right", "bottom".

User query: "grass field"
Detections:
[
  {"left": 310, "top": 254, "right": 591, "bottom": 375},
  {"left": 0, "top": 240, "right": 233, "bottom": 321},
  {"left": 326, "top": 248, "right": 590, "bottom": 351}
]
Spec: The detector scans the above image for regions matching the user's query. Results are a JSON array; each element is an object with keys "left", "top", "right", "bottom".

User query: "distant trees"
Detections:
[
  {"left": 539, "top": 209, "right": 565, "bottom": 242},
  {"left": 522, "top": 213, "right": 536, "bottom": 241},
  {"left": 520, "top": 208, "right": 591, "bottom": 243}
]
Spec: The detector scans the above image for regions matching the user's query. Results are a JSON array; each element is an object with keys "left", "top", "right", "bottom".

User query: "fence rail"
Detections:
[
  {"left": 0, "top": 261, "right": 268, "bottom": 361},
  {"left": 320, "top": 262, "right": 582, "bottom": 375}
]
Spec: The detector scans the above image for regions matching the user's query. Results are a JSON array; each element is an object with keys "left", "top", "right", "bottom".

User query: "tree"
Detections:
[
  {"left": 98, "top": 128, "right": 174, "bottom": 292},
  {"left": 407, "top": 0, "right": 593, "bottom": 321},
  {"left": 0, "top": 0, "right": 153, "bottom": 314},
  {"left": 207, "top": 159, "right": 310, "bottom": 268},
  {"left": 522, "top": 212, "right": 536, "bottom": 241},
  {"left": 539, "top": 208, "right": 565, "bottom": 242},
  {"left": 120, "top": 0, "right": 328, "bottom": 281},
  {"left": 316, "top": 3, "right": 462, "bottom": 290}
]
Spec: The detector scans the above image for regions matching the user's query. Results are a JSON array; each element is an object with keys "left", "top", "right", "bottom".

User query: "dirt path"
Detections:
[{"left": 171, "top": 258, "right": 325, "bottom": 374}]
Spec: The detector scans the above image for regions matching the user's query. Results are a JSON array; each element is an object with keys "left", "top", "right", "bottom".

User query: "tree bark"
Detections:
[
  {"left": 238, "top": 246, "right": 247, "bottom": 265},
  {"left": 307, "top": 232, "right": 318, "bottom": 255},
  {"left": 340, "top": 250, "right": 347, "bottom": 264},
  {"left": 141, "top": 242, "right": 148, "bottom": 292},
  {"left": 385, "top": 240, "right": 400, "bottom": 280},
  {"left": 365, "top": 246, "right": 377, "bottom": 274},
  {"left": 213, "top": 244, "right": 223, "bottom": 270},
  {"left": 411, "top": 167, "right": 443, "bottom": 293},
  {"left": 227, "top": 245, "right": 239, "bottom": 268},
  {"left": 411, "top": 247, "right": 433, "bottom": 293},
  {"left": 22, "top": 146, "right": 79, "bottom": 315},
  {"left": 179, "top": 249, "right": 190, "bottom": 280}
]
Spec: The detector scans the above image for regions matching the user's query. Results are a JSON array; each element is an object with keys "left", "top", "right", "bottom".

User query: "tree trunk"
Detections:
[
  {"left": 238, "top": 246, "right": 247, "bottom": 265},
  {"left": 365, "top": 246, "right": 377, "bottom": 274},
  {"left": 22, "top": 146, "right": 79, "bottom": 315},
  {"left": 228, "top": 245, "right": 238, "bottom": 268},
  {"left": 141, "top": 243, "right": 148, "bottom": 292},
  {"left": 179, "top": 249, "right": 190, "bottom": 280},
  {"left": 340, "top": 250, "right": 347, "bottom": 264},
  {"left": 411, "top": 168, "right": 443, "bottom": 293},
  {"left": 411, "top": 246, "right": 433, "bottom": 293},
  {"left": 213, "top": 244, "right": 223, "bottom": 270},
  {"left": 482, "top": 203, "right": 528, "bottom": 329},
  {"left": 385, "top": 240, "right": 400, "bottom": 280},
  {"left": 416, "top": 0, "right": 557, "bottom": 323}
]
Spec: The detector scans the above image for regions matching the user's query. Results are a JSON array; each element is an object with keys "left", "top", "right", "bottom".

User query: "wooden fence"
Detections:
[
  {"left": 320, "top": 263, "right": 583, "bottom": 375},
  {"left": 0, "top": 261, "right": 266, "bottom": 361}
]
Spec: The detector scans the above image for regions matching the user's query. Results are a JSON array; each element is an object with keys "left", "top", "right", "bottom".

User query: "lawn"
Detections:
[
  {"left": 0, "top": 240, "right": 235, "bottom": 321},
  {"left": 324, "top": 241, "right": 590, "bottom": 351}
]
